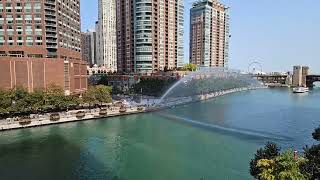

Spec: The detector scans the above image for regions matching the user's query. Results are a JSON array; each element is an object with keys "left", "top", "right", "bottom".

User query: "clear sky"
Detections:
[{"left": 80, "top": 0, "right": 320, "bottom": 73}]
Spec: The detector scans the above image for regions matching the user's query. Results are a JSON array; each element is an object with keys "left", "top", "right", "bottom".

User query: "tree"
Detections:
[
  {"left": 312, "top": 127, "right": 320, "bottom": 141},
  {"left": 257, "top": 150, "right": 307, "bottom": 180},
  {"left": 44, "top": 84, "right": 67, "bottom": 110},
  {"left": 112, "top": 86, "right": 123, "bottom": 95},
  {"left": 9, "top": 86, "right": 30, "bottom": 114},
  {"left": 300, "top": 127, "right": 320, "bottom": 179},
  {"left": 0, "top": 89, "right": 11, "bottom": 115},
  {"left": 83, "top": 86, "right": 99, "bottom": 107},
  {"left": 301, "top": 144, "right": 320, "bottom": 179},
  {"left": 250, "top": 142, "right": 281, "bottom": 179},
  {"left": 97, "top": 75, "right": 109, "bottom": 86},
  {"left": 27, "top": 89, "right": 45, "bottom": 112},
  {"left": 95, "top": 85, "right": 112, "bottom": 105},
  {"left": 256, "top": 159, "right": 276, "bottom": 180},
  {"left": 182, "top": 63, "right": 197, "bottom": 71},
  {"left": 83, "top": 85, "right": 112, "bottom": 107}
]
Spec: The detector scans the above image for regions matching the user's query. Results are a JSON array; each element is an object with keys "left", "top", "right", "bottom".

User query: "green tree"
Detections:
[
  {"left": 182, "top": 63, "right": 198, "bottom": 71},
  {"left": 250, "top": 142, "right": 281, "bottom": 179},
  {"left": 28, "top": 89, "right": 45, "bottom": 112},
  {"left": 95, "top": 85, "right": 112, "bottom": 105},
  {"left": 257, "top": 150, "right": 307, "bottom": 180},
  {"left": 97, "top": 75, "right": 109, "bottom": 86},
  {"left": 44, "top": 84, "right": 66, "bottom": 110},
  {"left": 112, "top": 86, "right": 123, "bottom": 95},
  {"left": 9, "top": 87, "right": 30, "bottom": 113},
  {"left": 256, "top": 159, "right": 276, "bottom": 180},
  {"left": 83, "top": 86, "right": 98, "bottom": 107},
  {"left": 300, "top": 127, "right": 320, "bottom": 179},
  {"left": 83, "top": 85, "right": 112, "bottom": 107},
  {"left": 312, "top": 127, "right": 320, "bottom": 141},
  {"left": 0, "top": 89, "right": 11, "bottom": 115}
]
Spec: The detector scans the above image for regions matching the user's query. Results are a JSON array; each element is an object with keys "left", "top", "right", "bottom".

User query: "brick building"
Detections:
[{"left": 0, "top": 0, "right": 87, "bottom": 95}]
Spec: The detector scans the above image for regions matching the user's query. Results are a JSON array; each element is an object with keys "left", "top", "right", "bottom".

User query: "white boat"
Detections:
[{"left": 293, "top": 87, "right": 309, "bottom": 93}]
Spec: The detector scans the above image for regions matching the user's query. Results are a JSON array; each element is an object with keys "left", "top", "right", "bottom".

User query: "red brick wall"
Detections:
[
  {"left": 14, "top": 61, "right": 29, "bottom": 90},
  {"left": 0, "top": 57, "right": 87, "bottom": 94},
  {"left": 32, "top": 61, "right": 45, "bottom": 90},
  {"left": 0, "top": 60, "right": 12, "bottom": 90}
]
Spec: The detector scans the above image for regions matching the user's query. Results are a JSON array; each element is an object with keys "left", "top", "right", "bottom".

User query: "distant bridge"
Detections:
[
  {"left": 307, "top": 75, "right": 320, "bottom": 87},
  {"left": 253, "top": 75, "right": 288, "bottom": 85},
  {"left": 254, "top": 74, "right": 320, "bottom": 87}
]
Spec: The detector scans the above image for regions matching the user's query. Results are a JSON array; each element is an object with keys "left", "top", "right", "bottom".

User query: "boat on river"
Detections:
[{"left": 293, "top": 87, "right": 309, "bottom": 93}]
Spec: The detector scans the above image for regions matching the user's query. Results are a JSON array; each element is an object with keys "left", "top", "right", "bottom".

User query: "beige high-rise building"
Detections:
[
  {"left": 293, "top": 66, "right": 309, "bottom": 87},
  {"left": 96, "top": 0, "right": 117, "bottom": 72},
  {"left": 116, "top": 0, "right": 184, "bottom": 74},
  {"left": 189, "top": 0, "right": 230, "bottom": 68}
]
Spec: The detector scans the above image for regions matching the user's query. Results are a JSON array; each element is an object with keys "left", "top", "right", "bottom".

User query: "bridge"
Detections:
[
  {"left": 254, "top": 75, "right": 288, "bottom": 85},
  {"left": 306, "top": 75, "right": 320, "bottom": 87},
  {"left": 253, "top": 74, "right": 320, "bottom": 87}
]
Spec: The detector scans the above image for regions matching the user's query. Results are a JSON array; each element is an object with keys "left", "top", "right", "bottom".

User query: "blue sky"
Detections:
[{"left": 80, "top": 0, "right": 320, "bottom": 73}]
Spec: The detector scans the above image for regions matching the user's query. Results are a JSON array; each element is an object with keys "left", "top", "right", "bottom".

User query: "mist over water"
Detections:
[{"left": 160, "top": 67, "right": 262, "bottom": 102}]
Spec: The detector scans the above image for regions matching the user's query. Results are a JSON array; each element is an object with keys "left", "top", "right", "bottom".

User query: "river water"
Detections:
[{"left": 0, "top": 88, "right": 319, "bottom": 179}]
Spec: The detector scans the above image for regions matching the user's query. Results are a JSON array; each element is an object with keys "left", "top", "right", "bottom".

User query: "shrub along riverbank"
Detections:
[{"left": 0, "top": 84, "right": 112, "bottom": 119}]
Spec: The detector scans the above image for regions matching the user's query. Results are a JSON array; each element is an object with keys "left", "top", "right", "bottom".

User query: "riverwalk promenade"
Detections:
[
  {"left": 0, "top": 107, "right": 147, "bottom": 131},
  {"left": 0, "top": 86, "right": 266, "bottom": 132}
]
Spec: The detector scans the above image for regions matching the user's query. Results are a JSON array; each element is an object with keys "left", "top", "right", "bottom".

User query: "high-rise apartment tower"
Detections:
[
  {"left": 96, "top": 0, "right": 117, "bottom": 72},
  {"left": 116, "top": 0, "right": 184, "bottom": 74},
  {"left": 81, "top": 30, "right": 97, "bottom": 66},
  {"left": 190, "top": 0, "right": 230, "bottom": 67}
]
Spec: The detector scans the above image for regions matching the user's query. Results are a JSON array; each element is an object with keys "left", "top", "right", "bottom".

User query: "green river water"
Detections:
[{"left": 0, "top": 88, "right": 319, "bottom": 180}]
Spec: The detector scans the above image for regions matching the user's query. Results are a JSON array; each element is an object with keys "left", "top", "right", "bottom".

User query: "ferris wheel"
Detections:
[{"left": 248, "top": 61, "right": 263, "bottom": 74}]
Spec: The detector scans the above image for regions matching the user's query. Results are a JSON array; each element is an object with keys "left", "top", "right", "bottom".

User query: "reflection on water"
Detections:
[{"left": 157, "top": 112, "right": 292, "bottom": 142}]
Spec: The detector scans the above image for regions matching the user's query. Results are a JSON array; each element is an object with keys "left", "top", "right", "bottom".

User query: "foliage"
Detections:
[
  {"left": 83, "top": 85, "right": 112, "bottom": 106},
  {"left": 256, "top": 159, "right": 276, "bottom": 180},
  {"left": 0, "top": 84, "right": 112, "bottom": 118},
  {"left": 312, "top": 127, "right": 320, "bottom": 141},
  {"left": 300, "top": 127, "right": 320, "bottom": 179},
  {"left": 301, "top": 144, "right": 320, "bottom": 179},
  {"left": 97, "top": 75, "right": 109, "bottom": 86},
  {"left": 83, "top": 86, "right": 98, "bottom": 106},
  {"left": 250, "top": 142, "right": 281, "bottom": 179},
  {"left": 251, "top": 127, "right": 320, "bottom": 180},
  {"left": 257, "top": 150, "right": 307, "bottom": 180},
  {"left": 0, "top": 89, "right": 12, "bottom": 114},
  {"left": 112, "top": 86, "right": 123, "bottom": 95},
  {"left": 132, "top": 78, "right": 177, "bottom": 97},
  {"left": 95, "top": 85, "right": 112, "bottom": 105},
  {"left": 182, "top": 63, "right": 198, "bottom": 71}
]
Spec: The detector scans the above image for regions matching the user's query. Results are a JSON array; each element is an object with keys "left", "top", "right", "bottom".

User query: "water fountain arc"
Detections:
[{"left": 159, "top": 67, "right": 263, "bottom": 105}]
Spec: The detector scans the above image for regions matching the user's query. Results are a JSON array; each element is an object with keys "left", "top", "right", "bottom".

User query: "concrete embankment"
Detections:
[{"left": 0, "top": 107, "right": 146, "bottom": 132}]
